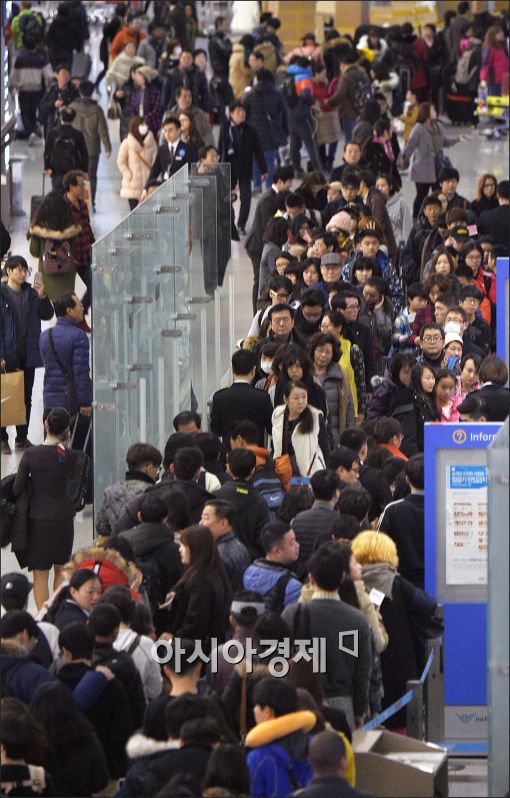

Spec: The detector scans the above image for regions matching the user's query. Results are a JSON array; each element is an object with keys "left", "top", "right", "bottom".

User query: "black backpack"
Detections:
[
  {"left": 19, "top": 12, "right": 43, "bottom": 46},
  {"left": 352, "top": 69, "right": 372, "bottom": 115},
  {"left": 277, "top": 70, "right": 298, "bottom": 109},
  {"left": 262, "top": 569, "right": 293, "bottom": 614},
  {"left": 51, "top": 131, "right": 80, "bottom": 174},
  {"left": 136, "top": 551, "right": 164, "bottom": 617}
]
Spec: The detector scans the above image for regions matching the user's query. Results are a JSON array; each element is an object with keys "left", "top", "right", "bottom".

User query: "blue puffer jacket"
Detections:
[
  {"left": 247, "top": 735, "right": 313, "bottom": 797},
  {"left": 243, "top": 559, "right": 301, "bottom": 609},
  {"left": 0, "top": 283, "right": 54, "bottom": 369},
  {"left": 40, "top": 316, "right": 92, "bottom": 410}
]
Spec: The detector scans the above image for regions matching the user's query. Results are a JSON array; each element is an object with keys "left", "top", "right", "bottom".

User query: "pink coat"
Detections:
[{"left": 480, "top": 45, "right": 509, "bottom": 85}]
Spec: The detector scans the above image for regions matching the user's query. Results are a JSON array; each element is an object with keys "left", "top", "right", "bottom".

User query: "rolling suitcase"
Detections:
[
  {"left": 30, "top": 174, "right": 46, "bottom": 224},
  {"left": 445, "top": 87, "right": 476, "bottom": 124}
]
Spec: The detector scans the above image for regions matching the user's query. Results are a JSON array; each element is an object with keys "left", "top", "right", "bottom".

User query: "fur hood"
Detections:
[
  {"left": 64, "top": 545, "right": 139, "bottom": 588},
  {"left": 29, "top": 224, "right": 81, "bottom": 240},
  {"left": 0, "top": 639, "right": 28, "bottom": 659},
  {"left": 125, "top": 733, "right": 179, "bottom": 760}
]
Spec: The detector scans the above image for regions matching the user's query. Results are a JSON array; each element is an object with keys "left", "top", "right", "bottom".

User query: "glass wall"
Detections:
[
  {"left": 487, "top": 420, "right": 509, "bottom": 797},
  {"left": 92, "top": 164, "right": 232, "bottom": 515}
]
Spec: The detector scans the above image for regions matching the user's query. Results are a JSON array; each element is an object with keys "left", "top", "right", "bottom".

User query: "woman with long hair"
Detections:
[
  {"left": 361, "top": 118, "right": 402, "bottom": 190},
  {"left": 178, "top": 110, "right": 205, "bottom": 152},
  {"left": 116, "top": 115, "right": 158, "bottom": 209},
  {"left": 166, "top": 525, "right": 231, "bottom": 653},
  {"left": 454, "top": 352, "right": 482, "bottom": 405},
  {"left": 272, "top": 345, "right": 327, "bottom": 416},
  {"left": 320, "top": 309, "right": 367, "bottom": 419},
  {"left": 271, "top": 381, "right": 330, "bottom": 478},
  {"left": 28, "top": 193, "right": 81, "bottom": 301},
  {"left": 434, "top": 367, "right": 460, "bottom": 422},
  {"left": 470, "top": 173, "right": 498, "bottom": 218},
  {"left": 309, "top": 332, "right": 355, "bottom": 445},
  {"left": 390, "top": 362, "right": 439, "bottom": 455},
  {"left": 480, "top": 25, "right": 509, "bottom": 97},
  {"left": 203, "top": 744, "right": 251, "bottom": 798},
  {"left": 296, "top": 171, "right": 328, "bottom": 213},
  {"left": 399, "top": 102, "right": 465, "bottom": 218},
  {"left": 30, "top": 682, "right": 109, "bottom": 797}
]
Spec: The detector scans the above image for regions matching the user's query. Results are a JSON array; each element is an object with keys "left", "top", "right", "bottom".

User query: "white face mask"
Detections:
[
  {"left": 444, "top": 320, "right": 463, "bottom": 335},
  {"left": 173, "top": 47, "right": 182, "bottom": 57},
  {"left": 260, "top": 360, "right": 273, "bottom": 375},
  {"left": 138, "top": 124, "right": 149, "bottom": 136}
]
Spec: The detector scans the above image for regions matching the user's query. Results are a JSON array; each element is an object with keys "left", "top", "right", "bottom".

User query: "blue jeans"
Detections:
[
  {"left": 252, "top": 148, "right": 278, "bottom": 189},
  {"left": 342, "top": 117, "right": 356, "bottom": 143}
]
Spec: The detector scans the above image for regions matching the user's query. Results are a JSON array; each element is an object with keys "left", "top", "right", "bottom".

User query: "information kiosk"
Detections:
[{"left": 424, "top": 422, "right": 501, "bottom": 751}]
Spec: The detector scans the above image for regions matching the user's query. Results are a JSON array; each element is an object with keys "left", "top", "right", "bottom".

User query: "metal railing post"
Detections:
[
  {"left": 406, "top": 681, "right": 424, "bottom": 740},
  {"left": 424, "top": 637, "right": 445, "bottom": 744}
]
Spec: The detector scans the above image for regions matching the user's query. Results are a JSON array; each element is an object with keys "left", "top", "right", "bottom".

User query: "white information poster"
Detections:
[{"left": 445, "top": 465, "right": 488, "bottom": 586}]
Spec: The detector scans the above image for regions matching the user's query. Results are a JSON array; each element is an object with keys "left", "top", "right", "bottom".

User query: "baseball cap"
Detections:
[
  {"left": 444, "top": 332, "right": 464, "bottom": 347},
  {"left": 1, "top": 573, "right": 32, "bottom": 602},
  {"left": 321, "top": 253, "right": 342, "bottom": 266},
  {"left": 451, "top": 225, "right": 470, "bottom": 242}
]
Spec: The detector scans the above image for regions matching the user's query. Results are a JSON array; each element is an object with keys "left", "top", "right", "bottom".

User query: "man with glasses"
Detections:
[
  {"left": 458, "top": 285, "right": 491, "bottom": 355},
  {"left": 1, "top": 256, "right": 54, "bottom": 454},
  {"left": 252, "top": 303, "right": 306, "bottom": 358},
  {"left": 245, "top": 275, "right": 293, "bottom": 342},
  {"left": 416, "top": 322, "right": 446, "bottom": 374},
  {"left": 327, "top": 446, "right": 361, "bottom": 488}
]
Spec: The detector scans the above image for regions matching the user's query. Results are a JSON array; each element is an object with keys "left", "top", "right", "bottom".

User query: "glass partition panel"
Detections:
[
  {"left": 92, "top": 166, "right": 190, "bottom": 521},
  {"left": 488, "top": 420, "right": 509, "bottom": 797}
]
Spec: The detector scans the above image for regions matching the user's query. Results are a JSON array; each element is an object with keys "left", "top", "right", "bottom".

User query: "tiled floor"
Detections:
[{"left": 1, "top": 13, "right": 507, "bottom": 794}]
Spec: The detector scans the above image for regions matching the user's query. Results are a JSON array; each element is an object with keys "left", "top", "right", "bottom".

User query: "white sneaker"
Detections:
[{"left": 28, "top": 132, "right": 38, "bottom": 146}]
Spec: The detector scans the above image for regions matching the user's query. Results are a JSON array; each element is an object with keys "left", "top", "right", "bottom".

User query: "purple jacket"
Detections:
[{"left": 40, "top": 316, "right": 92, "bottom": 411}]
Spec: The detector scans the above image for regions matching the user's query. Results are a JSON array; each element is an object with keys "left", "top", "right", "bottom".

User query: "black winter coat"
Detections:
[
  {"left": 46, "top": 14, "right": 82, "bottom": 69},
  {"left": 52, "top": 598, "right": 89, "bottom": 631},
  {"left": 209, "top": 32, "right": 232, "bottom": 78},
  {"left": 470, "top": 384, "right": 509, "bottom": 422},
  {"left": 361, "top": 567, "right": 437, "bottom": 728},
  {"left": 167, "top": 571, "right": 230, "bottom": 652},
  {"left": 119, "top": 522, "right": 184, "bottom": 597},
  {"left": 141, "top": 743, "right": 214, "bottom": 797},
  {"left": 0, "top": 283, "right": 54, "bottom": 370},
  {"left": 218, "top": 119, "right": 267, "bottom": 183},
  {"left": 246, "top": 186, "right": 283, "bottom": 260},
  {"left": 378, "top": 493, "right": 425, "bottom": 589},
  {"left": 216, "top": 530, "right": 251, "bottom": 591},
  {"left": 215, "top": 480, "right": 270, "bottom": 560},
  {"left": 390, "top": 386, "right": 439, "bottom": 455},
  {"left": 360, "top": 138, "right": 401, "bottom": 189},
  {"left": 291, "top": 502, "right": 344, "bottom": 578},
  {"left": 243, "top": 80, "right": 289, "bottom": 150},
  {"left": 40, "top": 81, "right": 80, "bottom": 133},
  {"left": 58, "top": 661, "right": 133, "bottom": 779}
]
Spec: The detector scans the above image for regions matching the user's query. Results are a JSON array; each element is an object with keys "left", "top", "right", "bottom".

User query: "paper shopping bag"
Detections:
[{"left": 1, "top": 371, "right": 26, "bottom": 427}]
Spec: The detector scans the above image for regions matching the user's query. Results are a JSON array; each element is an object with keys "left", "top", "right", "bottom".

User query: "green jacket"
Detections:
[
  {"left": 11, "top": 9, "right": 43, "bottom": 50},
  {"left": 70, "top": 97, "right": 111, "bottom": 157}
]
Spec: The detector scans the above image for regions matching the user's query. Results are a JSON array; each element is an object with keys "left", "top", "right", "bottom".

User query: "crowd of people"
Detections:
[{"left": 1, "top": 1, "right": 510, "bottom": 797}]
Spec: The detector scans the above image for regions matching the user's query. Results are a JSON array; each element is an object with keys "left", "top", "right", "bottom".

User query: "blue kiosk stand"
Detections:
[
  {"left": 496, "top": 257, "right": 509, "bottom": 366},
  {"left": 424, "top": 422, "right": 501, "bottom": 753}
]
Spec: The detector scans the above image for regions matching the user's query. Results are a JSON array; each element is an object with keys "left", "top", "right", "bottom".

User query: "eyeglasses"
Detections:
[
  {"left": 272, "top": 292, "right": 290, "bottom": 301},
  {"left": 272, "top": 317, "right": 291, "bottom": 325},
  {"left": 422, "top": 335, "right": 442, "bottom": 343}
]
